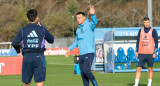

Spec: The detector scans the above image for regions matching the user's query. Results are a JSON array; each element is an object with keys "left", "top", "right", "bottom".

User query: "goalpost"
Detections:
[{"left": 0, "top": 42, "right": 12, "bottom": 49}]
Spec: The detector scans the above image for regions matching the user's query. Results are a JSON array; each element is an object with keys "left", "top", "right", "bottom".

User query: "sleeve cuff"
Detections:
[
  {"left": 154, "top": 48, "right": 158, "bottom": 54},
  {"left": 16, "top": 49, "right": 20, "bottom": 53},
  {"left": 91, "top": 14, "right": 96, "bottom": 17},
  {"left": 135, "top": 47, "right": 138, "bottom": 52},
  {"left": 68, "top": 47, "right": 72, "bottom": 51}
]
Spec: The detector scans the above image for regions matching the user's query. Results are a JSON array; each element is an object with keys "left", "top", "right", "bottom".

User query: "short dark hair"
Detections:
[
  {"left": 27, "top": 9, "right": 37, "bottom": 22},
  {"left": 144, "top": 17, "right": 150, "bottom": 21},
  {"left": 76, "top": 12, "right": 85, "bottom": 16}
]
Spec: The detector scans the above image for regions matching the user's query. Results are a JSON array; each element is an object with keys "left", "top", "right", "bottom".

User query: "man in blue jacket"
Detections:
[
  {"left": 65, "top": 6, "right": 98, "bottom": 86},
  {"left": 12, "top": 9, "right": 54, "bottom": 86}
]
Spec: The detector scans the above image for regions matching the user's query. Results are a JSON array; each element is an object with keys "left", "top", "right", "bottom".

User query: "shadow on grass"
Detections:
[{"left": 128, "top": 83, "right": 146, "bottom": 86}]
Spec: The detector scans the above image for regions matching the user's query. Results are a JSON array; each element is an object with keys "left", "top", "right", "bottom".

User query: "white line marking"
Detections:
[{"left": 47, "top": 63, "right": 74, "bottom": 65}]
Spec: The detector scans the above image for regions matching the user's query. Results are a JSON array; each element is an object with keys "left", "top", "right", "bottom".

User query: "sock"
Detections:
[
  {"left": 135, "top": 79, "right": 139, "bottom": 86},
  {"left": 148, "top": 79, "right": 152, "bottom": 86},
  {"left": 92, "top": 79, "right": 98, "bottom": 86}
]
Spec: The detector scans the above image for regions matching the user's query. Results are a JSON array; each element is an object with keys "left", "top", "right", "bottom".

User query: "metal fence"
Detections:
[
  {"left": 0, "top": 37, "right": 76, "bottom": 49},
  {"left": 45, "top": 37, "right": 76, "bottom": 48}
]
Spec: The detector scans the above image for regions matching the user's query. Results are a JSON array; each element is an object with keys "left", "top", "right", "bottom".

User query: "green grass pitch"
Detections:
[{"left": 0, "top": 55, "right": 160, "bottom": 86}]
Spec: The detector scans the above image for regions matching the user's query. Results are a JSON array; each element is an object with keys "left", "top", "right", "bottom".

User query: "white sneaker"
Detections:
[{"left": 147, "top": 84, "right": 151, "bottom": 86}]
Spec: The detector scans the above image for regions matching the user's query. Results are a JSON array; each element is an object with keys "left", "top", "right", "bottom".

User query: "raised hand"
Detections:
[
  {"left": 37, "top": 22, "right": 41, "bottom": 26},
  {"left": 89, "top": 5, "right": 95, "bottom": 15}
]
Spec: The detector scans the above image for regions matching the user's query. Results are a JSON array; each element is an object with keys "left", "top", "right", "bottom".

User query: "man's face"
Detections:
[
  {"left": 144, "top": 20, "right": 150, "bottom": 28},
  {"left": 76, "top": 14, "right": 85, "bottom": 24}
]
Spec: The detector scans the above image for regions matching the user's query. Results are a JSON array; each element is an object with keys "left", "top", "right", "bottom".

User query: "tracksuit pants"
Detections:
[{"left": 79, "top": 53, "right": 98, "bottom": 86}]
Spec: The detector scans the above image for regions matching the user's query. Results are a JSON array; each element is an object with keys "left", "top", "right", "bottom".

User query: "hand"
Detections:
[
  {"left": 65, "top": 49, "right": 70, "bottom": 58},
  {"left": 37, "top": 22, "right": 41, "bottom": 26},
  {"left": 135, "top": 52, "right": 138, "bottom": 57},
  {"left": 89, "top": 5, "right": 95, "bottom": 15},
  {"left": 17, "top": 49, "right": 22, "bottom": 57},
  {"left": 152, "top": 54, "right": 156, "bottom": 58}
]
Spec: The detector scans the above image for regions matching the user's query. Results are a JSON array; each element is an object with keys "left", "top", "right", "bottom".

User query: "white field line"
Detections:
[{"left": 47, "top": 62, "right": 74, "bottom": 66}]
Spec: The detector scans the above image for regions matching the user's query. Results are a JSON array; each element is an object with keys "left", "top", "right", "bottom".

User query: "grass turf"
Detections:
[{"left": 0, "top": 55, "right": 160, "bottom": 86}]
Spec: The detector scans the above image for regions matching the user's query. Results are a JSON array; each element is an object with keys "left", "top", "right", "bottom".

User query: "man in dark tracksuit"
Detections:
[
  {"left": 134, "top": 17, "right": 158, "bottom": 86},
  {"left": 12, "top": 9, "right": 54, "bottom": 86}
]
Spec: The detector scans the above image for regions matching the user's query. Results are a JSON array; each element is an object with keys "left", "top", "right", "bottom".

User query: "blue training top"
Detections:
[
  {"left": 68, "top": 15, "right": 98, "bottom": 55},
  {"left": 12, "top": 23, "right": 54, "bottom": 53}
]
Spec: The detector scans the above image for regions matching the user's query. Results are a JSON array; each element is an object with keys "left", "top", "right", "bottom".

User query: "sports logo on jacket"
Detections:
[
  {"left": 27, "top": 30, "right": 39, "bottom": 48},
  {"left": 27, "top": 30, "right": 38, "bottom": 37}
]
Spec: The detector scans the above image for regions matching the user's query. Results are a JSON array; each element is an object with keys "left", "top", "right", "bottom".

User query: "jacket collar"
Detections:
[
  {"left": 78, "top": 18, "right": 89, "bottom": 28},
  {"left": 29, "top": 23, "right": 37, "bottom": 26}
]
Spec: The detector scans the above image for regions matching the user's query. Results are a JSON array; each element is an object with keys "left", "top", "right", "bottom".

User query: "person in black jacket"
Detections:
[{"left": 12, "top": 9, "right": 54, "bottom": 86}]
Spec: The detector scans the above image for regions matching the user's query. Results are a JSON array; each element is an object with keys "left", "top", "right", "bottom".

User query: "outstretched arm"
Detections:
[
  {"left": 65, "top": 38, "right": 78, "bottom": 58},
  {"left": 89, "top": 5, "right": 98, "bottom": 30}
]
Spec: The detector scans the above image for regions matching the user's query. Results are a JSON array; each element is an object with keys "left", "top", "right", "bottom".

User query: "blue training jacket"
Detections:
[
  {"left": 12, "top": 23, "right": 54, "bottom": 53},
  {"left": 68, "top": 15, "right": 98, "bottom": 55}
]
